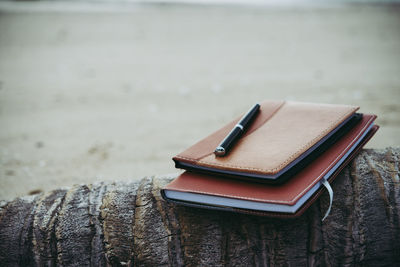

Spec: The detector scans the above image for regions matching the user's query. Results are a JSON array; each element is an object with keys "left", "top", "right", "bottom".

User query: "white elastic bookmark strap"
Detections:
[{"left": 321, "top": 179, "right": 333, "bottom": 221}]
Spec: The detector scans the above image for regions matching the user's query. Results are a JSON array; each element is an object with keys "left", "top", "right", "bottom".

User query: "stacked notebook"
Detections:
[{"left": 161, "top": 100, "right": 378, "bottom": 218}]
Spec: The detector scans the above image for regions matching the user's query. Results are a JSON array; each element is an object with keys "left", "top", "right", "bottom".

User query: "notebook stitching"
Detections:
[
  {"left": 289, "top": 116, "right": 373, "bottom": 203},
  {"left": 192, "top": 106, "right": 358, "bottom": 172},
  {"left": 172, "top": 116, "right": 373, "bottom": 204}
]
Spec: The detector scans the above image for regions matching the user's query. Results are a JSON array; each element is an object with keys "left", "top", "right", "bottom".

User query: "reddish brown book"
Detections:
[
  {"left": 173, "top": 100, "right": 362, "bottom": 183},
  {"left": 162, "top": 113, "right": 378, "bottom": 218}
]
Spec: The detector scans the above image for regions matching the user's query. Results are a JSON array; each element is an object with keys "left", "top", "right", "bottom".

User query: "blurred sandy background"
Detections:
[{"left": 0, "top": 1, "right": 399, "bottom": 200}]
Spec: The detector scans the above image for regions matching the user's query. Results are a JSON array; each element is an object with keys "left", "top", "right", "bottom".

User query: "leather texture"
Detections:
[
  {"left": 232, "top": 124, "right": 379, "bottom": 218},
  {"left": 163, "top": 114, "right": 377, "bottom": 212},
  {"left": 174, "top": 100, "right": 359, "bottom": 175}
]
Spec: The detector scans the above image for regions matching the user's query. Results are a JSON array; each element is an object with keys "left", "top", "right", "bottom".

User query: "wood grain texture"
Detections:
[{"left": 1, "top": 148, "right": 399, "bottom": 266}]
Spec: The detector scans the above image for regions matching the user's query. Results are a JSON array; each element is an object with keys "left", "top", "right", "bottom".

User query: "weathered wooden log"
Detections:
[{"left": 0, "top": 148, "right": 399, "bottom": 266}]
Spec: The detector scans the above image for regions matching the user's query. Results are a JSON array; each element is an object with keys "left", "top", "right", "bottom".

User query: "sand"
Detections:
[{"left": 0, "top": 2, "right": 399, "bottom": 200}]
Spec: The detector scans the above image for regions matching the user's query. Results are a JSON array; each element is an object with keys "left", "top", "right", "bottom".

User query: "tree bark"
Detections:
[{"left": 0, "top": 148, "right": 399, "bottom": 267}]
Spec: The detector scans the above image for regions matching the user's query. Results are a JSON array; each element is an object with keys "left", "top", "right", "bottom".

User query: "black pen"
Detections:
[{"left": 214, "top": 103, "right": 260, "bottom": 157}]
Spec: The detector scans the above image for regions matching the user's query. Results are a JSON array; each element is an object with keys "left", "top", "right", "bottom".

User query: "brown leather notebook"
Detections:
[
  {"left": 163, "top": 113, "right": 378, "bottom": 218},
  {"left": 173, "top": 100, "right": 361, "bottom": 183}
]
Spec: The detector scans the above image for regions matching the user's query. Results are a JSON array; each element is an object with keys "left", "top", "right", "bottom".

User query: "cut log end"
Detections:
[{"left": 1, "top": 148, "right": 399, "bottom": 266}]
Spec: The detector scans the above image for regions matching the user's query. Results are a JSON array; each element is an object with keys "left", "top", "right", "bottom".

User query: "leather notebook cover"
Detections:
[
  {"left": 173, "top": 100, "right": 360, "bottom": 182},
  {"left": 163, "top": 114, "right": 378, "bottom": 218}
]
